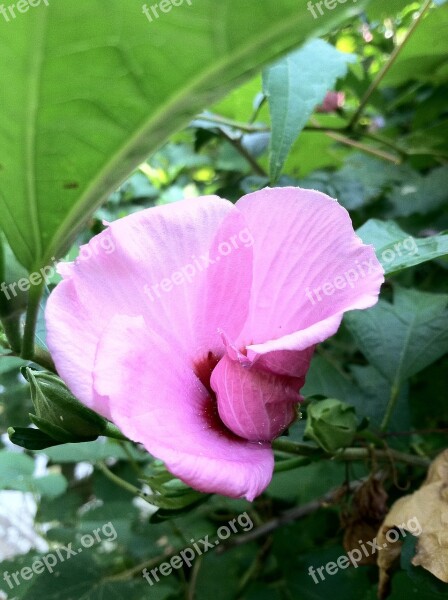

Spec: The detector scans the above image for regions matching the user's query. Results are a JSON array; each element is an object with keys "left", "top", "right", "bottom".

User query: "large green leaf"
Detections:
[
  {"left": 10, "top": 553, "right": 177, "bottom": 600},
  {"left": 0, "top": 0, "right": 371, "bottom": 271},
  {"left": 263, "top": 39, "right": 355, "bottom": 183},
  {"left": 357, "top": 219, "right": 448, "bottom": 275},
  {"left": 345, "top": 287, "right": 448, "bottom": 385}
]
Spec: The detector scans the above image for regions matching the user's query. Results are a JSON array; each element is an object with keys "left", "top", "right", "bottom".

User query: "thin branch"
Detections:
[
  {"left": 381, "top": 428, "right": 448, "bottom": 438},
  {"left": 273, "top": 439, "right": 430, "bottom": 468},
  {"left": 272, "top": 440, "right": 322, "bottom": 457},
  {"left": 336, "top": 447, "right": 430, "bottom": 469},
  {"left": 220, "top": 130, "right": 268, "bottom": 177},
  {"left": 324, "top": 130, "right": 401, "bottom": 163},
  {"left": 105, "top": 550, "right": 178, "bottom": 582},
  {"left": 219, "top": 478, "right": 367, "bottom": 550},
  {"left": 197, "top": 113, "right": 269, "bottom": 133},
  {"left": 349, "top": 0, "right": 433, "bottom": 128}
]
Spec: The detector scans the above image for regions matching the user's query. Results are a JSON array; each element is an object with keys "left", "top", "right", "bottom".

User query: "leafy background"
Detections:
[{"left": 1, "top": 0, "right": 448, "bottom": 598}]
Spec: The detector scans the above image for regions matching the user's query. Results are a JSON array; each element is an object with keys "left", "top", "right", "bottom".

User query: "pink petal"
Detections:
[
  {"left": 235, "top": 187, "right": 384, "bottom": 356},
  {"left": 93, "top": 315, "right": 274, "bottom": 500},
  {"left": 46, "top": 196, "right": 253, "bottom": 416},
  {"left": 45, "top": 275, "right": 111, "bottom": 419},
  {"left": 211, "top": 353, "right": 300, "bottom": 442}
]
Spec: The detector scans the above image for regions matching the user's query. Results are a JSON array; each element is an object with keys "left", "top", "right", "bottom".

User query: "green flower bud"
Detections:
[
  {"left": 25, "top": 368, "right": 107, "bottom": 443},
  {"left": 304, "top": 398, "right": 358, "bottom": 453}
]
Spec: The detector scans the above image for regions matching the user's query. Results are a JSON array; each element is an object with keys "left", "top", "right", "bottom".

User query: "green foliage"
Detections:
[
  {"left": 345, "top": 287, "right": 448, "bottom": 384},
  {"left": 357, "top": 219, "right": 448, "bottom": 275},
  {"left": 0, "top": 0, "right": 371, "bottom": 271}
]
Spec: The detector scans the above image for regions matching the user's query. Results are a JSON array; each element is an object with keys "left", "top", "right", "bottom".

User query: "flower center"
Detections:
[{"left": 193, "top": 351, "right": 243, "bottom": 440}]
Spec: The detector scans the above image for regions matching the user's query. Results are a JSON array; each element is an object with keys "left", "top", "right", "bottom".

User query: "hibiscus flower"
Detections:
[{"left": 46, "top": 187, "right": 384, "bottom": 500}]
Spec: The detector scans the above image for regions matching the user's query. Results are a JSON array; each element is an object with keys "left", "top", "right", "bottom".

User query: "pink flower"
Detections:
[
  {"left": 46, "top": 188, "right": 383, "bottom": 500},
  {"left": 316, "top": 91, "right": 345, "bottom": 113}
]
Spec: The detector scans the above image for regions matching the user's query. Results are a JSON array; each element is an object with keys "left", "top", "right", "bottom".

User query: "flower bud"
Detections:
[
  {"left": 211, "top": 355, "right": 300, "bottom": 442},
  {"left": 25, "top": 368, "right": 107, "bottom": 443},
  {"left": 304, "top": 398, "right": 358, "bottom": 453}
]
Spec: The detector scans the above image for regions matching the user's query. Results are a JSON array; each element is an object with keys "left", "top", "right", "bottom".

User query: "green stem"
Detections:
[
  {"left": 21, "top": 279, "right": 45, "bottom": 359},
  {"left": 220, "top": 130, "right": 268, "bottom": 177},
  {"left": 274, "top": 456, "right": 311, "bottom": 473},
  {"left": 349, "top": 0, "right": 433, "bottom": 129},
  {"left": 97, "top": 461, "right": 145, "bottom": 498},
  {"left": 120, "top": 440, "right": 144, "bottom": 477},
  {"left": 336, "top": 447, "right": 429, "bottom": 468},
  {"left": 360, "top": 130, "right": 409, "bottom": 158},
  {"left": 249, "top": 94, "right": 267, "bottom": 124},
  {"left": 272, "top": 439, "right": 323, "bottom": 457},
  {"left": 273, "top": 439, "right": 430, "bottom": 468},
  {"left": 323, "top": 129, "right": 401, "bottom": 163}
]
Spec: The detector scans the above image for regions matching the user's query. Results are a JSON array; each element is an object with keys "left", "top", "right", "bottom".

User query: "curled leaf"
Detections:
[{"left": 377, "top": 450, "right": 448, "bottom": 598}]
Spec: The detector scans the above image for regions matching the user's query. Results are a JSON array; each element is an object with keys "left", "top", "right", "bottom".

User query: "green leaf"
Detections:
[
  {"left": 263, "top": 39, "right": 355, "bottom": 182},
  {"left": 17, "top": 553, "right": 176, "bottom": 600},
  {"left": 302, "top": 355, "right": 410, "bottom": 430},
  {"left": 0, "top": 449, "right": 34, "bottom": 483},
  {"left": 357, "top": 219, "right": 448, "bottom": 275},
  {"left": 388, "top": 167, "right": 448, "bottom": 217},
  {"left": 302, "top": 355, "right": 361, "bottom": 402},
  {"left": 194, "top": 545, "right": 258, "bottom": 600},
  {"left": 0, "top": 448, "right": 67, "bottom": 497},
  {"left": 350, "top": 365, "right": 410, "bottom": 431},
  {"left": 33, "top": 473, "right": 68, "bottom": 499},
  {"left": 345, "top": 287, "right": 448, "bottom": 385},
  {"left": 36, "top": 438, "right": 146, "bottom": 463},
  {"left": 0, "top": 0, "right": 372, "bottom": 270}
]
